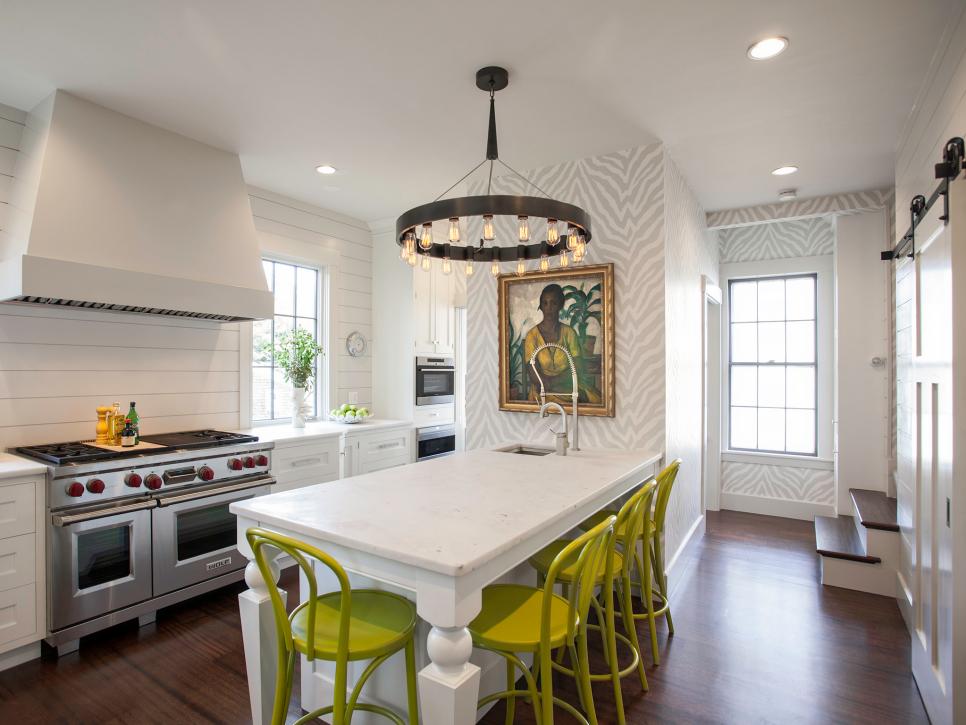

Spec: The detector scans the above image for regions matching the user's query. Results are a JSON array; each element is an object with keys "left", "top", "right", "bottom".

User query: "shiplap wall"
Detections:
[{"left": 0, "top": 101, "right": 372, "bottom": 447}]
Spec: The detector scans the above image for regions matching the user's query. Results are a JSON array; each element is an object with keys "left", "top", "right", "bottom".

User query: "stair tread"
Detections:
[
  {"left": 815, "top": 515, "right": 881, "bottom": 563},
  {"left": 849, "top": 488, "right": 899, "bottom": 532}
]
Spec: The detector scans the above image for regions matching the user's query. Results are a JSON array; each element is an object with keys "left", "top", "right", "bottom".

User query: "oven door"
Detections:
[
  {"left": 415, "top": 364, "right": 455, "bottom": 405},
  {"left": 152, "top": 477, "right": 273, "bottom": 596},
  {"left": 417, "top": 424, "right": 457, "bottom": 460},
  {"left": 49, "top": 499, "right": 156, "bottom": 631}
]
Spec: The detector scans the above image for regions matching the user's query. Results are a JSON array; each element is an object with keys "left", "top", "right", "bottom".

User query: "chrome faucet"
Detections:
[
  {"left": 528, "top": 342, "right": 580, "bottom": 452},
  {"left": 538, "top": 401, "right": 569, "bottom": 455}
]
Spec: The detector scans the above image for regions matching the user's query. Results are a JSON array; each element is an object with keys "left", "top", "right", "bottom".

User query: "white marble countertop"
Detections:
[
  {"left": 0, "top": 452, "right": 48, "bottom": 480},
  {"left": 232, "top": 446, "right": 661, "bottom": 576},
  {"left": 234, "top": 418, "right": 413, "bottom": 445}
]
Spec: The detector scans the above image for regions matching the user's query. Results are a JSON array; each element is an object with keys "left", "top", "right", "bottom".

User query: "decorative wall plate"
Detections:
[{"left": 346, "top": 330, "right": 367, "bottom": 357}]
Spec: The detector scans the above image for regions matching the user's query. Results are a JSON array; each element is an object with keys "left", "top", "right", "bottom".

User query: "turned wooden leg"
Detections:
[
  {"left": 239, "top": 552, "right": 286, "bottom": 725},
  {"left": 419, "top": 625, "right": 481, "bottom": 725}
]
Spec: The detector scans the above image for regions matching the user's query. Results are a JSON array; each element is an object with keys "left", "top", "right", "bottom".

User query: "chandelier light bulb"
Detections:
[
  {"left": 517, "top": 216, "right": 530, "bottom": 242},
  {"left": 464, "top": 261, "right": 474, "bottom": 276},
  {"left": 400, "top": 243, "right": 409, "bottom": 261},
  {"left": 547, "top": 219, "right": 559, "bottom": 246},
  {"left": 419, "top": 223, "right": 433, "bottom": 250},
  {"left": 516, "top": 258, "right": 526, "bottom": 277},
  {"left": 442, "top": 257, "right": 452, "bottom": 275},
  {"left": 490, "top": 259, "right": 500, "bottom": 277},
  {"left": 448, "top": 218, "right": 461, "bottom": 243},
  {"left": 407, "top": 251, "right": 417, "bottom": 267},
  {"left": 559, "top": 251, "right": 570, "bottom": 267},
  {"left": 482, "top": 214, "right": 495, "bottom": 241},
  {"left": 567, "top": 227, "right": 579, "bottom": 251},
  {"left": 539, "top": 254, "right": 550, "bottom": 273},
  {"left": 421, "top": 255, "right": 431, "bottom": 271}
]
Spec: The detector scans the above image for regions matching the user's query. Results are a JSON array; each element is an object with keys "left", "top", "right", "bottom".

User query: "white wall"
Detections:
[{"left": 0, "top": 101, "right": 373, "bottom": 447}]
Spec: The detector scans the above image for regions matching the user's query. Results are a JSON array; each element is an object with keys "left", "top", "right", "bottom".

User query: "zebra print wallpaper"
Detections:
[
  {"left": 718, "top": 216, "right": 834, "bottom": 263},
  {"left": 706, "top": 187, "right": 893, "bottom": 229}
]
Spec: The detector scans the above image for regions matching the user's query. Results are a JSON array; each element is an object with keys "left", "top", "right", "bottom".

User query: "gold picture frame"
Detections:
[{"left": 498, "top": 263, "right": 615, "bottom": 417}]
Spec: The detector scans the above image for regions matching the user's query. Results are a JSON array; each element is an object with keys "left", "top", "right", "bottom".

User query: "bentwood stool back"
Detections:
[
  {"left": 469, "top": 516, "right": 617, "bottom": 725},
  {"left": 246, "top": 528, "right": 419, "bottom": 725}
]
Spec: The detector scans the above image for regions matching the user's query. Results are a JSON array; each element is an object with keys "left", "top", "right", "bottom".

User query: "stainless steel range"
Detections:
[{"left": 14, "top": 430, "right": 274, "bottom": 656}]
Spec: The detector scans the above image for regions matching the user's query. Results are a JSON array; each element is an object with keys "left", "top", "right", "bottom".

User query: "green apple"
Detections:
[
  {"left": 357, "top": 407, "right": 369, "bottom": 417},
  {"left": 340, "top": 403, "right": 351, "bottom": 413},
  {"left": 329, "top": 408, "right": 338, "bottom": 417}
]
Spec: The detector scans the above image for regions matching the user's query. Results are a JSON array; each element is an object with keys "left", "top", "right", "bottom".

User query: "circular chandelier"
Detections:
[{"left": 396, "top": 66, "right": 592, "bottom": 277}]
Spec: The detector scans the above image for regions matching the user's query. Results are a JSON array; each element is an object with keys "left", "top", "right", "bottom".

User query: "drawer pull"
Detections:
[
  {"left": 376, "top": 442, "right": 401, "bottom": 450},
  {"left": 290, "top": 457, "right": 322, "bottom": 468}
]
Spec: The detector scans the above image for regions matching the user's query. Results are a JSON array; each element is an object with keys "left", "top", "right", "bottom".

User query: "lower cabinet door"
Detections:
[{"left": 0, "top": 583, "right": 36, "bottom": 647}]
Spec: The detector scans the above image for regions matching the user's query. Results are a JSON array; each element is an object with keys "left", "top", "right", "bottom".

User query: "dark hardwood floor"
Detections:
[{"left": 0, "top": 510, "right": 927, "bottom": 724}]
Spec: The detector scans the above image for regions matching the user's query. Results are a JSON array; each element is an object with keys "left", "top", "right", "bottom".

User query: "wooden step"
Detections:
[
  {"left": 849, "top": 488, "right": 899, "bottom": 532},
  {"left": 814, "top": 515, "right": 880, "bottom": 563}
]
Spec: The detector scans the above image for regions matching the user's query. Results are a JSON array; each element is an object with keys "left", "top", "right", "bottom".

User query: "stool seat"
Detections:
[
  {"left": 292, "top": 589, "right": 416, "bottom": 661},
  {"left": 469, "top": 584, "right": 572, "bottom": 653},
  {"left": 529, "top": 538, "right": 625, "bottom": 582}
]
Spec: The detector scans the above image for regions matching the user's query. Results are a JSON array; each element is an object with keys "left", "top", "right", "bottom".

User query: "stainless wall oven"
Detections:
[{"left": 415, "top": 356, "right": 455, "bottom": 405}]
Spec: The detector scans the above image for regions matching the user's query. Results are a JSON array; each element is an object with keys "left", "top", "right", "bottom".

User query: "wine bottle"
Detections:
[
  {"left": 121, "top": 419, "right": 137, "bottom": 447},
  {"left": 126, "top": 401, "right": 140, "bottom": 445}
]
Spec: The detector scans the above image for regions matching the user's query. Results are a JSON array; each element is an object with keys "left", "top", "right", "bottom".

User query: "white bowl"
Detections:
[{"left": 329, "top": 413, "right": 371, "bottom": 424}]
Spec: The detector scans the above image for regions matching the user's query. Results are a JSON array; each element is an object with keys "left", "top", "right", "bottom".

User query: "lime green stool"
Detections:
[
  {"left": 580, "top": 459, "right": 681, "bottom": 665},
  {"left": 468, "top": 517, "right": 617, "bottom": 725},
  {"left": 528, "top": 479, "right": 658, "bottom": 725},
  {"left": 247, "top": 528, "right": 420, "bottom": 725}
]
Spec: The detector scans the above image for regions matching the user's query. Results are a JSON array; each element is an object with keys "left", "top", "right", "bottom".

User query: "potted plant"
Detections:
[
  {"left": 267, "top": 328, "right": 324, "bottom": 428},
  {"left": 561, "top": 282, "right": 602, "bottom": 355}
]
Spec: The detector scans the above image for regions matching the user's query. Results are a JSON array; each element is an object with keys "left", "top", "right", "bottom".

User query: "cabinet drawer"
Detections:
[
  {"left": 0, "top": 583, "right": 36, "bottom": 646},
  {"left": 0, "top": 483, "right": 35, "bottom": 539},
  {"left": 0, "top": 534, "right": 35, "bottom": 593},
  {"left": 272, "top": 441, "right": 340, "bottom": 478},
  {"left": 361, "top": 456, "right": 411, "bottom": 475},
  {"left": 357, "top": 431, "right": 412, "bottom": 463},
  {"left": 273, "top": 467, "right": 340, "bottom": 492},
  {"left": 414, "top": 404, "right": 454, "bottom": 427}
]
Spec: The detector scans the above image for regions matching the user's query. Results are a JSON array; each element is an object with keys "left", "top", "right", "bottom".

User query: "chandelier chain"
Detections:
[{"left": 432, "top": 158, "right": 488, "bottom": 203}]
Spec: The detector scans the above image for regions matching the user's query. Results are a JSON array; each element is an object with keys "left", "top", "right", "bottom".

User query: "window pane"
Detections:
[
  {"left": 785, "top": 276, "right": 815, "bottom": 320},
  {"left": 787, "top": 409, "right": 815, "bottom": 454},
  {"left": 731, "top": 323, "right": 757, "bottom": 362},
  {"left": 274, "top": 263, "right": 295, "bottom": 316},
  {"left": 787, "top": 366, "right": 815, "bottom": 409},
  {"left": 731, "top": 366, "right": 757, "bottom": 406},
  {"left": 731, "top": 407, "right": 757, "bottom": 449},
  {"left": 758, "top": 408, "right": 785, "bottom": 451},
  {"left": 252, "top": 319, "right": 273, "bottom": 365},
  {"left": 786, "top": 321, "right": 815, "bottom": 363},
  {"left": 262, "top": 260, "right": 274, "bottom": 291},
  {"left": 757, "top": 279, "right": 785, "bottom": 322},
  {"left": 273, "top": 368, "right": 293, "bottom": 418},
  {"left": 296, "top": 317, "right": 316, "bottom": 335},
  {"left": 297, "top": 266, "right": 317, "bottom": 318},
  {"left": 758, "top": 322, "right": 785, "bottom": 362},
  {"left": 731, "top": 281, "right": 757, "bottom": 322},
  {"left": 758, "top": 366, "right": 785, "bottom": 408},
  {"left": 252, "top": 367, "right": 272, "bottom": 421}
]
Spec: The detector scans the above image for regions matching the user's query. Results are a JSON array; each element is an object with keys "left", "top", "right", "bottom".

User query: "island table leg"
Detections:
[
  {"left": 239, "top": 554, "right": 286, "bottom": 725},
  {"left": 419, "top": 625, "right": 481, "bottom": 725}
]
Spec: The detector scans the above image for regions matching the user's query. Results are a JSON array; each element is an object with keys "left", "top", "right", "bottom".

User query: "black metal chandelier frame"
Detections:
[{"left": 395, "top": 66, "right": 592, "bottom": 264}]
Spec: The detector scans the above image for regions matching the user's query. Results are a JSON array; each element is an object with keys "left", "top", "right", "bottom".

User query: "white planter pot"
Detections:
[{"left": 292, "top": 386, "right": 308, "bottom": 428}]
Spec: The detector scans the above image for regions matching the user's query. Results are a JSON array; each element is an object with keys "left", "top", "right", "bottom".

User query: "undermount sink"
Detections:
[{"left": 495, "top": 444, "right": 555, "bottom": 456}]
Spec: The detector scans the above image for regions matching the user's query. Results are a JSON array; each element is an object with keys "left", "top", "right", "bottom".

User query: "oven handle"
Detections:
[
  {"left": 51, "top": 499, "right": 157, "bottom": 527},
  {"left": 156, "top": 477, "right": 275, "bottom": 506}
]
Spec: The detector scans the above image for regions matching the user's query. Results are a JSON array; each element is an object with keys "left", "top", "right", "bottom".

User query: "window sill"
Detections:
[
  {"left": 252, "top": 417, "right": 322, "bottom": 428},
  {"left": 721, "top": 451, "right": 833, "bottom": 470}
]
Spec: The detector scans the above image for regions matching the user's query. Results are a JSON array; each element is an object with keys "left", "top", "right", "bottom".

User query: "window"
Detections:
[
  {"left": 728, "top": 274, "right": 816, "bottom": 455},
  {"left": 251, "top": 259, "right": 321, "bottom": 422}
]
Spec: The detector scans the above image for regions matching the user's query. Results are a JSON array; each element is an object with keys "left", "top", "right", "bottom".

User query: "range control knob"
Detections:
[
  {"left": 86, "top": 478, "right": 106, "bottom": 494},
  {"left": 125, "top": 473, "right": 143, "bottom": 488},
  {"left": 145, "top": 474, "right": 163, "bottom": 491},
  {"left": 254, "top": 454, "right": 269, "bottom": 467},
  {"left": 227, "top": 458, "right": 243, "bottom": 471},
  {"left": 66, "top": 481, "right": 85, "bottom": 497},
  {"left": 243, "top": 456, "right": 255, "bottom": 469},
  {"left": 198, "top": 466, "right": 215, "bottom": 482}
]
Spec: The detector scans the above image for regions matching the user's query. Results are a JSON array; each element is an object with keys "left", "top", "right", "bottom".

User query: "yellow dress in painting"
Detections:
[{"left": 523, "top": 324, "right": 601, "bottom": 402}]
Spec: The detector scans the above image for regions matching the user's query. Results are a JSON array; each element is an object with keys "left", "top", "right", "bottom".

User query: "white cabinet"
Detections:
[
  {"left": 270, "top": 436, "right": 341, "bottom": 494},
  {"left": 414, "top": 264, "right": 456, "bottom": 355},
  {"left": 342, "top": 425, "right": 414, "bottom": 478}
]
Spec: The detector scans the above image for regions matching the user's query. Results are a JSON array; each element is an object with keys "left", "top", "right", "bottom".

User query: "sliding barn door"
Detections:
[{"left": 896, "top": 177, "right": 966, "bottom": 724}]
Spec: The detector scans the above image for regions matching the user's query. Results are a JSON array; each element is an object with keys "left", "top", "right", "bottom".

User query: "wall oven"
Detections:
[
  {"left": 416, "top": 424, "right": 456, "bottom": 461},
  {"left": 415, "top": 356, "right": 455, "bottom": 406}
]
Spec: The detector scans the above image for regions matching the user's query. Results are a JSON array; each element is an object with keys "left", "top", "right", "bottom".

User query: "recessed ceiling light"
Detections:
[
  {"left": 747, "top": 36, "right": 788, "bottom": 60},
  {"left": 778, "top": 188, "right": 798, "bottom": 201},
  {"left": 771, "top": 165, "right": 798, "bottom": 176},
  {"left": 316, "top": 164, "right": 337, "bottom": 175}
]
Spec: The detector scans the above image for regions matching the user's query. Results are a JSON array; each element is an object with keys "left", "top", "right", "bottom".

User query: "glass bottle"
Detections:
[
  {"left": 109, "top": 402, "right": 123, "bottom": 445},
  {"left": 126, "top": 401, "right": 140, "bottom": 444},
  {"left": 120, "top": 419, "right": 136, "bottom": 447}
]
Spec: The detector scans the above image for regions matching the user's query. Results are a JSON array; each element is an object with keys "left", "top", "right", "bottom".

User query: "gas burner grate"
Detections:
[{"left": 16, "top": 442, "right": 115, "bottom": 465}]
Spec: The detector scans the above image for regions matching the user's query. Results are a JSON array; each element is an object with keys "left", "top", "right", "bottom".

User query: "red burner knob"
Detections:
[
  {"left": 198, "top": 466, "right": 215, "bottom": 482},
  {"left": 243, "top": 457, "right": 255, "bottom": 469},
  {"left": 227, "top": 458, "right": 243, "bottom": 471},
  {"left": 125, "top": 473, "right": 143, "bottom": 488},
  {"left": 145, "top": 474, "right": 163, "bottom": 491},
  {"left": 86, "top": 478, "right": 105, "bottom": 494},
  {"left": 254, "top": 454, "right": 269, "bottom": 467},
  {"left": 66, "top": 481, "right": 85, "bottom": 497}
]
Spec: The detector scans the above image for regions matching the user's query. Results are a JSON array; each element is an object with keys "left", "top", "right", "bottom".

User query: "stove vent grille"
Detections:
[{"left": 9, "top": 296, "right": 249, "bottom": 322}]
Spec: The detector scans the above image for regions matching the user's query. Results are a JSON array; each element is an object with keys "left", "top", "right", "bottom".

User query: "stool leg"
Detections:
[
  {"left": 652, "top": 538, "right": 674, "bottom": 635},
  {"left": 271, "top": 648, "right": 295, "bottom": 725},
  {"left": 504, "top": 658, "right": 516, "bottom": 725},
  {"left": 539, "top": 645, "right": 554, "bottom": 725},
  {"left": 618, "top": 576, "right": 648, "bottom": 690},
  {"left": 575, "top": 635, "right": 598, "bottom": 725},
  {"left": 636, "top": 547, "right": 660, "bottom": 666},
  {"left": 603, "top": 579, "right": 626, "bottom": 725},
  {"left": 405, "top": 639, "right": 420, "bottom": 725}
]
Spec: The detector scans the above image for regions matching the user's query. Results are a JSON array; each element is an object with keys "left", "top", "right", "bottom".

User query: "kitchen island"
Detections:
[{"left": 232, "top": 445, "right": 661, "bottom": 725}]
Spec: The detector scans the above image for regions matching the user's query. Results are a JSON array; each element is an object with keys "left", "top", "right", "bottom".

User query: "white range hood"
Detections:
[{"left": 0, "top": 90, "right": 273, "bottom": 321}]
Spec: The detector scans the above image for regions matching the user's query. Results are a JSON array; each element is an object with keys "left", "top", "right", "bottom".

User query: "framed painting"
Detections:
[{"left": 498, "top": 263, "right": 615, "bottom": 417}]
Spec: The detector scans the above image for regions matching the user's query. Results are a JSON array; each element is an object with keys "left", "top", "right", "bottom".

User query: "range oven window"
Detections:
[
  {"left": 77, "top": 526, "right": 132, "bottom": 590},
  {"left": 175, "top": 502, "right": 236, "bottom": 561}
]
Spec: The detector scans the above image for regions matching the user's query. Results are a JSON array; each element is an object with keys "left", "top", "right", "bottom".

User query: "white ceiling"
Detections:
[{"left": 0, "top": 0, "right": 957, "bottom": 223}]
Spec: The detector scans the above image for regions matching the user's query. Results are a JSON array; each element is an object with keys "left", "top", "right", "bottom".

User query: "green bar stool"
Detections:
[
  {"left": 468, "top": 517, "right": 617, "bottom": 725},
  {"left": 580, "top": 459, "right": 681, "bottom": 665},
  {"left": 246, "top": 528, "right": 420, "bottom": 725},
  {"left": 528, "top": 479, "right": 658, "bottom": 725}
]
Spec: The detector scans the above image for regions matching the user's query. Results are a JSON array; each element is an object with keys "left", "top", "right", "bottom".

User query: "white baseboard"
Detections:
[
  {"left": 0, "top": 641, "right": 40, "bottom": 672},
  {"left": 665, "top": 514, "right": 705, "bottom": 599},
  {"left": 720, "top": 491, "right": 834, "bottom": 520}
]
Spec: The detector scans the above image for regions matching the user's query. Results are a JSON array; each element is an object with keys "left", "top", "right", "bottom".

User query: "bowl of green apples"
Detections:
[{"left": 329, "top": 403, "right": 371, "bottom": 424}]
